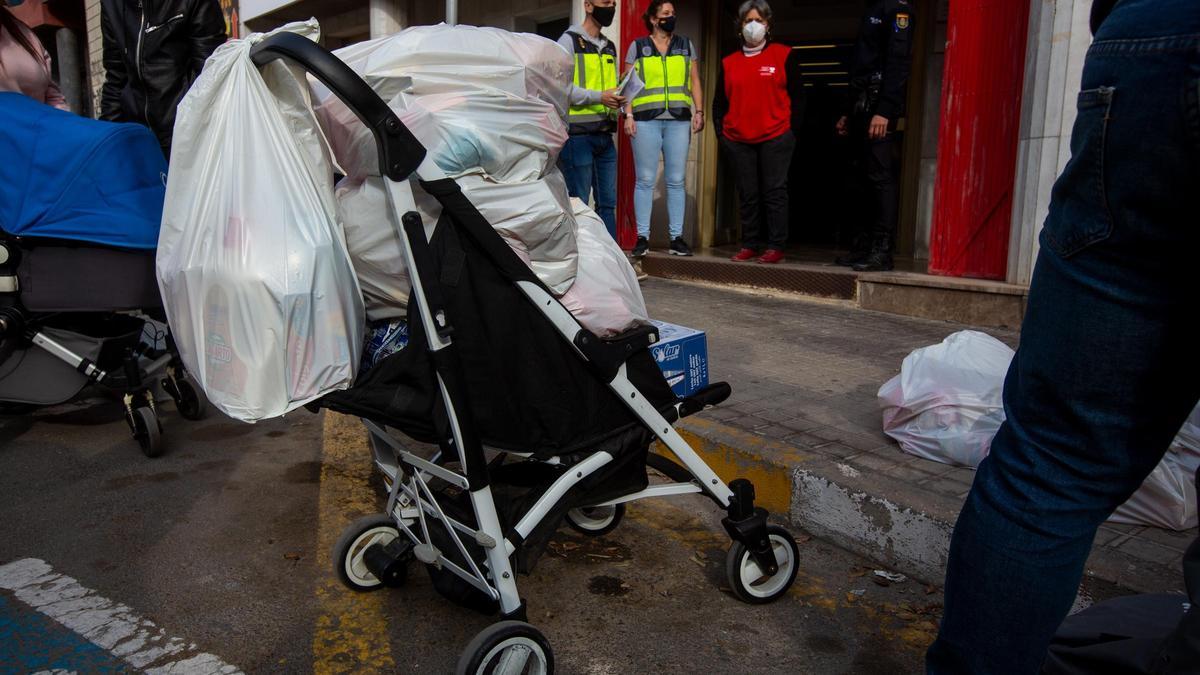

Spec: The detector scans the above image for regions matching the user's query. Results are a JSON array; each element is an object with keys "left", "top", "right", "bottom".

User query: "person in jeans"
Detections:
[
  {"left": 712, "top": 0, "right": 803, "bottom": 264},
  {"left": 926, "top": 1, "right": 1200, "bottom": 672},
  {"left": 624, "top": 0, "right": 702, "bottom": 258},
  {"left": 100, "top": 0, "right": 225, "bottom": 158},
  {"left": 558, "top": 0, "right": 625, "bottom": 239},
  {"left": 0, "top": 2, "right": 68, "bottom": 110}
]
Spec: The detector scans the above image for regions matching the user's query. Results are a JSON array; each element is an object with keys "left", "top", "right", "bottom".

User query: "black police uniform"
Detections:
[{"left": 838, "top": 0, "right": 914, "bottom": 271}]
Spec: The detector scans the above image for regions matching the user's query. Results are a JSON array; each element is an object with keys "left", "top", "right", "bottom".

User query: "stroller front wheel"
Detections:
[
  {"left": 130, "top": 406, "right": 164, "bottom": 458},
  {"left": 333, "top": 513, "right": 410, "bottom": 592},
  {"left": 565, "top": 503, "right": 625, "bottom": 536},
  {"left": 724, "top": 525, "right": 800, "bottom": 604},
  {"left": 457, "top": 620, "right": 553, "bottom": 675}
]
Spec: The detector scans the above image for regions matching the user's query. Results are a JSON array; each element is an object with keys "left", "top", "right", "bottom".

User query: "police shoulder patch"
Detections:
[
  {"left": 896, "top": 13, "right": 910, "bottom": 30},
  {"left": 643, "top": 45, "right": 652, "bottom": 56}
]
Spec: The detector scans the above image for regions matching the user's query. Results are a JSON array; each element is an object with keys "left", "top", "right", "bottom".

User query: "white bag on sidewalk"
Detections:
[
  {"left": 878, "top": 330, "right": 1015, "bottom": 468},
  {"left": 1110, "top": 403, "right": 1200, "bottom": 530},
  {"left": 157, "top": 22, "right": 364, "bottom": 422}
]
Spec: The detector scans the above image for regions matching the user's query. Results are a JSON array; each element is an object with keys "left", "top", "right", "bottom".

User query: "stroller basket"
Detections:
[{"left": 249, "top": 31, "right": 800, "bottom": 674}]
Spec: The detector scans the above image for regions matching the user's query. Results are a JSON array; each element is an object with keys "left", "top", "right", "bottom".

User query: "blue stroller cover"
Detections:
[{"left": 0, "top": 92, "right": 166, "bottom": 250}]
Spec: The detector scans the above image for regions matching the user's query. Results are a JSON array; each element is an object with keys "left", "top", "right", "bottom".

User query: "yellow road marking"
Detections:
[{"left": 312, "top": 412, "right": 394, "bottom": 674}]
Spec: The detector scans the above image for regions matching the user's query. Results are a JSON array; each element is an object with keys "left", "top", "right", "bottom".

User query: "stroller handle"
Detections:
[{"left": 250, "top": 32, "right": 426, "bottom": 181}]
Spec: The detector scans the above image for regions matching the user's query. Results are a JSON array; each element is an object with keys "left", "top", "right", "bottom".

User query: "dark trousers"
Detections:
[
  {"left": 926, "top": 1, "right": 1200, "bottom": 672},
  {"left": 862, "top": 126, "right": 900, "bottom": 248},
  {"left": 721, "top": 130, "right": 795, "bottom": 251}
]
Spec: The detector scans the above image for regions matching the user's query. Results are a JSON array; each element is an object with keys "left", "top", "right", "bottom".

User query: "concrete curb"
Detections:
[{"left": 662, "top": 417, "right": 1183, "bottom": 593}]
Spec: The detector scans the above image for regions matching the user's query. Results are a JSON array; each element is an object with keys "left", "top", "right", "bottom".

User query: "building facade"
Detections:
[{"left": 67, "top": 0, "right": 1097, "bottom": 287}]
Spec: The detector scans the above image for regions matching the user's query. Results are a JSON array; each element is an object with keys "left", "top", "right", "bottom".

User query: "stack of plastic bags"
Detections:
[
  {"left": 157, "top": 21, "right": 649, "bottom": 422},
  {"left": 315, "top": 24, "right": 648, "bottom": 335}
]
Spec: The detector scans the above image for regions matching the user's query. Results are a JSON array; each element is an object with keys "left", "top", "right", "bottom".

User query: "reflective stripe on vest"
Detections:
[
  {"left": 567, "top": 31, "right": 618, "bottom": 133},
  {"left": 630, "top": 36, "right": 693, "bottom": 115}
]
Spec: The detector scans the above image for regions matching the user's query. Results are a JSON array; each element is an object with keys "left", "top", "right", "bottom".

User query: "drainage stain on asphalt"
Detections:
[
  {"left": 284, "top": 461, "right": 322, "bottom": 484},
  {"left": 103, "top": 472, "right": 180, "bottom": 490},
  {"left": 588, "top": 575, "right": 631, "bottom": 597}
]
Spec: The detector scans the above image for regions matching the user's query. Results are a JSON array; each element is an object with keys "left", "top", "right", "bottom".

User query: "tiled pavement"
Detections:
[{"left": 641, "top": 277, "right": 1195, "bottom": 592}]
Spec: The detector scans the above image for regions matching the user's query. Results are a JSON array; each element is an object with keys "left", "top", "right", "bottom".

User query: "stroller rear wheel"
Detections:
[
  {"left": 333, "top": 513, "right": 411, "bottom": 592},
  {"left": 724, "top": 525, "right": 799, "bottom": 604},
  {"left": 457, "top": 620, "right": 553, "bottom": 675},
  {"left": 564, "top": 504, "right": 624, "bottom": 537},
  {"left": 130, "top": 406, "right": 164, "bottom": 458}
]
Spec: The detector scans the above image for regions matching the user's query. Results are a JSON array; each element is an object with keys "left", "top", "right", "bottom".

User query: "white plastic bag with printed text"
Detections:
[{"left": 157, "top": 22, "right": 364, "bottom": 422}]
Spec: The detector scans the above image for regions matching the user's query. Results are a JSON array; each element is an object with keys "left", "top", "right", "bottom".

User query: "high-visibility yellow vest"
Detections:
[
  {"left": 566, "top": 31, "right": 618, "bottom": 134},
  {"left": 630, "top": 35, "right": 695, "bottom": 120}
]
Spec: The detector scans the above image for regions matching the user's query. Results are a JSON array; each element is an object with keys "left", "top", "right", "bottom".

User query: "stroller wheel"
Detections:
[
  {"left": 170, "top": 377, "right": 208, "bottom": 421},
  {"left": 565, "top": 503, "right": 625, "bottom": 536},
  {"left": 724, "top": 525, "right": 799, "bottom": 605},
  {"left": 130, "top": 406, "right": 164, "bottom": 458},
  {"left": 457, "top": 620, "right": 553, "bottom": 675},
  {"left": 333, "top": 513, "right": 409, "bottom": 592}
]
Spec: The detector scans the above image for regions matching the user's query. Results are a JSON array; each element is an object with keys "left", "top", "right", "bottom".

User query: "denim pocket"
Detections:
[{"left": 1041, "top": 86, "right": 1116, "bottom": 258}]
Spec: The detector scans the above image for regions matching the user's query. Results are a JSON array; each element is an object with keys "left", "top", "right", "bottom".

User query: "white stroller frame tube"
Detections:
[{"left": 383, "top": 178, "right": 523, "bottom": 616}]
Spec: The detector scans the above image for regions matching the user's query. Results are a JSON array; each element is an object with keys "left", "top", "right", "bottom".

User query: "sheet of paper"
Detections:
[{"left": 618, "top": 68, "right": 645, "bottom": 104}]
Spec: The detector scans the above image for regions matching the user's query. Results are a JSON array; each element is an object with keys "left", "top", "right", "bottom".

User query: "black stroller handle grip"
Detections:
[{"left": 249, "top": 31, "right": 426, "bottom": 181}]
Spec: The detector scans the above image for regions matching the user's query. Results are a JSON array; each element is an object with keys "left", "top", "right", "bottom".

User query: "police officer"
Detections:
[
  {"left": 558, "top": 0, "right": 625, "bottom": 240},
  {"left": 834, "top": 0, "right": 914, "bottom": 272}
]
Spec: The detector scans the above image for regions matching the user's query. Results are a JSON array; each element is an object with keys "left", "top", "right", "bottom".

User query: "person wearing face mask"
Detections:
[
  {"left": 624, "top": 0, "right": 702, "bottom": 258},
  {"left": 557, "top": 0, "right": 626, "bottom": 240},
  {"left": 833, "top": 0, "right": 914, "bottom": 272},
  {"left": 711, "top": 0, "right": 804, "bottom": 265},
  {"left": 100, "top": 0, "right": 226, "bottom": 159},
  {"left": 0, "top": 1, "right": 68, "bottom": 110}
]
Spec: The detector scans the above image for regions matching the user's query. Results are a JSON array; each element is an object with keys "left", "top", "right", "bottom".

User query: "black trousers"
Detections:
[
  {"left": 853, "top": 115, "right": 901, "bottom": 250},
  {"left": 721, "top": 130, "right": 795, "bottom": 251}
]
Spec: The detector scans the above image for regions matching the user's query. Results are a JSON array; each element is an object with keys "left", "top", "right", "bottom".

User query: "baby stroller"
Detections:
[
  {"left": 251, "top": 34, "right": 800, "bottom": 673},
  {"left": 0, "top": 93, "right": 206, "bottom": 457}
]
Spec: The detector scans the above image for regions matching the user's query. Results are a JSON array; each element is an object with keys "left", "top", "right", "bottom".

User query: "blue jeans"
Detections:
[
  {"left": 631, "top": 119, "right": 690, "bottom": 240},
  {"left": 927, "top": 3, "right": 1200, "bottom": 673},
  {"left": 560, "top": 133, "right": 617, "bottom": 239}
]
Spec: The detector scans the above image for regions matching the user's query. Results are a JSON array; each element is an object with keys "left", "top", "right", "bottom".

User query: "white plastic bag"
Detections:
[
  {"left": 158, "top": 22, "right": 364, "bottom": 422},
  {"left": 878, "top": 330, "right": 1015, "bottom": 468},
  {"left": 1110, "top": 403, "right": 1200, "bottom": 530},
  {"left": 311, "top": 24, "right": 572, "bottom": 182},
  {"left": 560, "top": 198, "right": 650, "bottom": 337}
]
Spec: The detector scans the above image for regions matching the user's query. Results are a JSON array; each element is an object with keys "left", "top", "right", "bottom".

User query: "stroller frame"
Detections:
[{"left": 252, "top": 33, "right": 799, "bottom": 673}]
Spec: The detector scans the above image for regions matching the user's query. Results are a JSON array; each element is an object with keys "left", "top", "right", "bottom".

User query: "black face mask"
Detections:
[
  {"left": 591, "top": 5, "right": 616, "bottom": 27},
  {"left": 658, "top": 16, "right": 677, "bottom": 33}
]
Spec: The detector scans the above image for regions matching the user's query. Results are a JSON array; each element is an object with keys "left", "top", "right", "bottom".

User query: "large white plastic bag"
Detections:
[
  {"left": 878, "top": 330, "right": 1015, "bottom": 468},
  {"left": 1110, "top": 402, "right": 1200, "bottom": 530},
  {"left": 158, "top": 22, "right": 364, "bottom": 422},
  {"left": 337, "top": 170, "right": 579, "bottom": 319},
  {"left": 311, "top": 25, "right": 571, "bottom": 182},
  {"left": 560, "top": 198, "right": 649, "bottom": 337}
]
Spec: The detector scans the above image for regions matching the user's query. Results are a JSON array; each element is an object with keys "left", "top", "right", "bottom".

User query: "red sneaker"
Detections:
[
  {"left": 758, "top": 249, "right": 785, "bottom": 264},
  {"left": 730, "top": 248, "right": 758, "bottom": 262}
]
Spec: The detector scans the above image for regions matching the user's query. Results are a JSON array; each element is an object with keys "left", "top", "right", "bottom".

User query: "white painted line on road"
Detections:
[{"left": 0, "top": 558, "right": 243, "bottom": 674}]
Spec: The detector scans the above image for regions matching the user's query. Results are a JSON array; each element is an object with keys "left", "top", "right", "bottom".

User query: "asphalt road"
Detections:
[{"left": 1, "top": 395, "right": 940, "bottom": 673}]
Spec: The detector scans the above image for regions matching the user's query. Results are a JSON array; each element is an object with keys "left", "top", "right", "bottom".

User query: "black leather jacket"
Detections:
[{"left": 99, "top": 0, "right": 226, "bottom": 154}]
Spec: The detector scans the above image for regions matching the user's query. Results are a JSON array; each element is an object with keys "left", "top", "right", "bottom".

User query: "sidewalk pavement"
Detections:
[{"left": 641, "top": 277, "right": 1195, "bottom": 596}]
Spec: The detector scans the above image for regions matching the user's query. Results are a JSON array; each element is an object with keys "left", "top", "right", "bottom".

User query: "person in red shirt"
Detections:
[{"left": 712, "top": 0, "right": 804, "bottom": 264}]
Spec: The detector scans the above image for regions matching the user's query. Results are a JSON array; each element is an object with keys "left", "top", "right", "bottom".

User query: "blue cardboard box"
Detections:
[{"left": 649, "top": 320, "right": 709, "bottom": 398}]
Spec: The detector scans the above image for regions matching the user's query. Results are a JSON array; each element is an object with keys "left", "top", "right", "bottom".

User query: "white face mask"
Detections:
[{"left": 742, "top": 20, "right": 767, "bottom": 46}]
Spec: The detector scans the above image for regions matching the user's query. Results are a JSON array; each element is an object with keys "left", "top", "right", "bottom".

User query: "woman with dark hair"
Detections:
[
  {"left": 624, "top": 0, "right": 703, "bottom": 258},
  {"left": 712, "top": 0, "right": 804, "bottom": 264},
  {"left": 0, "top": 2, "right": 68, "bottom": 109}
]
